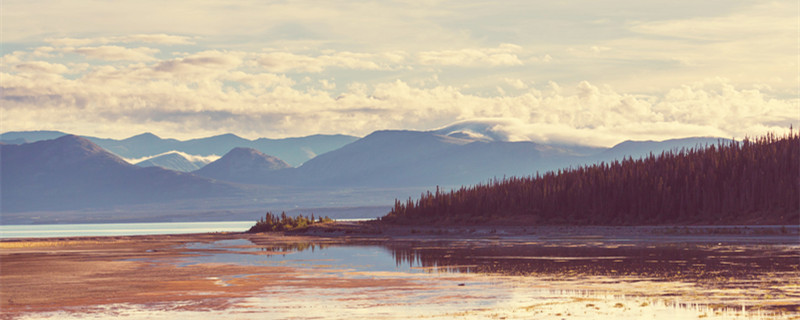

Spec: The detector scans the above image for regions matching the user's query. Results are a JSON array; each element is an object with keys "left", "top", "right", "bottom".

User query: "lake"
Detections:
[
  {"left": 0, "top": 221, "right": 255, "bottom": 238},
  {"left": 8, "top": 227, "right": 798, "bottom": 319},
  {"left": 0, "top": 219, "right": 372, "bottom": 238}
]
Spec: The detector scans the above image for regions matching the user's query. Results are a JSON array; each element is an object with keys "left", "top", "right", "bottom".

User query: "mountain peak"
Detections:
[
  {"left": 1, "top": 134, "right": 132, "bottom": 175},
  {"left": 0, "top": 130, "right": 67, "bottom": 144},
  {"left": 193, "top": 147, "right": 291, "bottom": 184},
  {"left": 215, "top": 147, "right": 291, "bottom": 169},
  {"left": 227, "top": 146, "right": 263, "bottom": 156},
  {"left": 123, "top": 132, "right": 161, "bottom": 142},
  {"left": 431, "top": 119, "right": 517, "bottom": 142},
  {"left": 52, "top": 134, "right": 113, "bottom": 156},
  {"left": 135, "top": 152, "right": 202, "bottom": 172}
]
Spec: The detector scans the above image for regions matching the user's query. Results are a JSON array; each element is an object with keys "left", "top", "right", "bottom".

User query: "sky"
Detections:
[{"left": 1, "top": 0, "right": 797, "bottom": 146}]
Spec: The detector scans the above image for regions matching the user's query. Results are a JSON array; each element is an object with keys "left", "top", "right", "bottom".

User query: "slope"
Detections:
[
  {"left": 382, "top": 132, "right": 799, "bottom": 225},
  {"left": 193, "top": 147, "right": 291, "bottom": 184},
  {"left": 0, "top": 135, "right": 243, "bottom": 213}
]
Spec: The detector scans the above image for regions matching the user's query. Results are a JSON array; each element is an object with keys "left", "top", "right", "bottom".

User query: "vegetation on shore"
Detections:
[
  {"left": 381, "top": 131, "right": 799, "bottom": 225},
  {"left": 248, "top": 212, "right": 333, "bottom": 233}
]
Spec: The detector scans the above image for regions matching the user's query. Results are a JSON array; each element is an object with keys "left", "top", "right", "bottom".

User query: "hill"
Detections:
[
  {"left": 135, "top": 152, "right": 209, "bottom": 172},
  {"left": 281, "top": 130, "right": 719, "bottom": 188},
  {"left": 381, "top": 132, "right": 799, "bottom": 225},
  {"left": 0, "top": 131, "right": 358, "bottom": 167},
  {"left": 193, "top": 147, "right": 291, "bottom": 184},
  {"left": 0, "top": 135, "right": 243, "bottom": 213}
]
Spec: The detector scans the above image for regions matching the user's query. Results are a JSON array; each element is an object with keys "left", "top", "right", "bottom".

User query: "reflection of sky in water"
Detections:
[
  {"left": 19, "top": 238, "right": 799, "bottom": 320},
  {"left": 0, "top": 221, "right": 255, "bottom": 238},
  {"left": 181, "top": 239, "right": 427, "bottom": 275},
  {"left": 179, "top": 238, "right": 800, "bottom": 280}
]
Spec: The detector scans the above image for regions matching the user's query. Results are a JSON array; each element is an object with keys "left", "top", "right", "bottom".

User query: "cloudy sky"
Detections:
[{"left": 2, "top": 0, "right": 797, "bottom": 146}]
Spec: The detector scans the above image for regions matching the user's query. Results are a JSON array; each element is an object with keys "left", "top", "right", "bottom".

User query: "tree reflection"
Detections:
[{"left": 382, "top": 241, "right": 799, "bottom": 280}]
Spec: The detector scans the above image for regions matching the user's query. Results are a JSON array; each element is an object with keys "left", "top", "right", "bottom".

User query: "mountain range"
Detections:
[
  {"left": 193, "top": 147, "right": 291, "bottom": 184},
  {"left": 260, "top": 130, "right": 725, "bottom": 188},
  {"left": 0, "top": 131, "right": 358, "bottom": 168},
  {"left": 0, "top": 125, "right": 728, "bottom": 221},
  {"left": 0, "top": 135, "right": 244, "bottom": 213}
]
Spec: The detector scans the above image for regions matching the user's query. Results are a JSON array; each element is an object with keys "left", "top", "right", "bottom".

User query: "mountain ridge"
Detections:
[
  {"left": 0, "top": 135, "right": 244, "bottom": 213},
  {"left": 194, "top": 147, "right": 291, "bottom": 184},
  {"left": 0, "top": 131, "right": 359, "bottom": 167}
]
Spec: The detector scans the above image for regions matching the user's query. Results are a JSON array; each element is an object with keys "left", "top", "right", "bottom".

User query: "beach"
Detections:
[{"left": 2, "top": 225, "right": 798, "bottom": 319}]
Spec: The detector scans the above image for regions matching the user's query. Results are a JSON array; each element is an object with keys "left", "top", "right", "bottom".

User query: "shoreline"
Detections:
[
  {"left": 2, "top": 223, "right": 798, "bottom": 243},
  {"left": 2, "top": 224, "right": 798, "bottom": 319}
]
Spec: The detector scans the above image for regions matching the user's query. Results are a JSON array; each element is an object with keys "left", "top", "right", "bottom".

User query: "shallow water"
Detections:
[
  {"left": 0, "top": 221, "right": 255, "bottom": 238},
  {"left": 20, "top": 235, "right": 800, "bottom": 319}
]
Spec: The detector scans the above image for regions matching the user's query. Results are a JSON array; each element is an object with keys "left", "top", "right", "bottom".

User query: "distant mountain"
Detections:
[
  {"left": 0, "top": 131, "right": 359, "bottom": 167},
  {"left": 274, "top": 130, "right": 732, "bottom": 188},
  {"left": 92, "top": 132, "right": 358, "bottom": 166},
  {"left": 278, "top": 130, "right": 578, "bottom": 187},
  {"left": 383, "top": 132, "right": 799, "bottom": 225},
  {"left": 135, "top": 152, "right": 208, "bottom": 172},
  {"left": 600, "top": 137, "right": 729, "bottom": 161},
  {"left": 431, "top": 119, "right": 517, "bottom": 142},
  {"left": 0, "top": 135, "right": 243, "bottom": 213},
  {"left": 1, "top": 129, "right": 732, "bottom": 190},
  {"left": 89, "top": 132, "right": 182, "bottom": 158},
  {"left": 0, "top": 130, "right": 67, "bottom": 144},
  {"left": 194, "top": 147, "right": 291, "bottom": 184}
]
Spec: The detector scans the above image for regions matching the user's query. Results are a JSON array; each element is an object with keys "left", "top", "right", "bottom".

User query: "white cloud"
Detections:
[
  {"left": 124, "top": 151, "right": 220, "bottom": 165},
  {"left": 418, "top": 44, "right": 524, "bottom": 67},
  {"left": 69, "top": 46, "right": 160, "bottom": 61},
  {"left": 257, "top": 51, "right": 400, "bottom": 73},
  {"left": 503, "top": 78, "right": 527, "bottom": 89},
  {"left": 12, "top": 61, "right": 69, "bottom": 74},
  {"left": 629, "top": 2, "right": 793, "bottom": 42},
  {"left": 2, "top": 56, "right": 795, "bottom": 145},
  {"left": 46, "top": 34, "right": 195, "bottom": 47},
  {"left": 2, "top": 1, "right": 795, "bottom": 145},
  {"left": 319, "top": 79, "right": 336, "bottom": 90},
  {"left": 152, "top": 50, "right": 243, "bottom": 78}
]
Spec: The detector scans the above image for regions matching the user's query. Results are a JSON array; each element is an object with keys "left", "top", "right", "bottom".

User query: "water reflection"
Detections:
[
  {"left": 383, "top": 240, "right": 799, "bottom": 280},
  {"left": 234, "top": 238, "right": 799, "bottom": 280},
  {"left": 18, "top": 236, "right": 799, "bottom": 320},
  {"left": 175, "top": 237, "right": 799, "bottom": 317}
]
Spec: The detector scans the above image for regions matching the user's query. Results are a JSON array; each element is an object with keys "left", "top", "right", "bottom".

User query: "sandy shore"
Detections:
[
  {"left": 1, "top": 233, "right": 345, "bottom": 317},
  {"left": 1, "top": 225, "right": 798, "bottom": 319}
]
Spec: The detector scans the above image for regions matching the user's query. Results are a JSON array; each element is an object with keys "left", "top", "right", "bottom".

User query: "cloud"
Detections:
[
  {"left": 2, "top": 57, "right": 795, "bottom": 146},
  {"left": 256, "top": 51, "right": 400, "bottom": 73},
  {"left": 418, "top": 44, "right": 524, "bottom": 67},
  {"left": 12, "top": 61, "right": 69, "bottom": 74},
  {"left": 123, "top": 150, "right": 220, "bottom": 165},
  {"left": 69, "top": 46, "right": 160, "bottom": 61},
  {"left": 629, "top": 2, "right": 793, "bottom": 42},
  {"left": 1, "top": 0, "right": 794, "bottom": 144},
  {"left": 503, "top": 78, "right": 527, "bottom": 89},
  {"left": 152, "top": 50, "right": 242, "bottom": 77},
  {"left": 47, "top": 34, "right": 195, "bottom": 47}
]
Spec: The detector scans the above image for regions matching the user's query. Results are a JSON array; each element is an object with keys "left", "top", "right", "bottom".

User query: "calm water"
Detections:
[
  {"left": 0, "top": 221, "right": 255, "bottom": 238},
  {"left": 22, "top": 236, "right": 799, "bottom": 319},
  {"left": 181, "top": 237, "right": 800, "bottom": 319}
]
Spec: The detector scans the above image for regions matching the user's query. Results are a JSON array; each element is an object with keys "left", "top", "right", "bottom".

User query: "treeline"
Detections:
[
  {"left": 248, "top": 212, "right": 333, "bottom": 233},
  {"left": 382, "top": 132, "right": 799, "bottom": 225}
]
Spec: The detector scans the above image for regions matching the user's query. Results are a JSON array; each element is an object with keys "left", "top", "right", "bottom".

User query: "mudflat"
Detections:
[{"left": 1, "top": 225, "right": 798, "bottom": 319}]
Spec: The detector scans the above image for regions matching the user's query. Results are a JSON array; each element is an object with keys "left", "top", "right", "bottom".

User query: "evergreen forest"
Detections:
[{"left": 381, "top": 132, "right": 799, "bottom": 225}]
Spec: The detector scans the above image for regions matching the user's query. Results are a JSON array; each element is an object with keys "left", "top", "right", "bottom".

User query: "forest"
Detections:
[{"left": 381, "top": 131, "right": 799, "bottom": 225}]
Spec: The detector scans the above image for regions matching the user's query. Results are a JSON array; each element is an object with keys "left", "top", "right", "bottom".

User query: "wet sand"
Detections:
[
  {"left": 1, "top": 226, "right": 798, "bottom": 319},
  {"left": 0, "top": 232, "right": 457, "bottom": 319}
]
